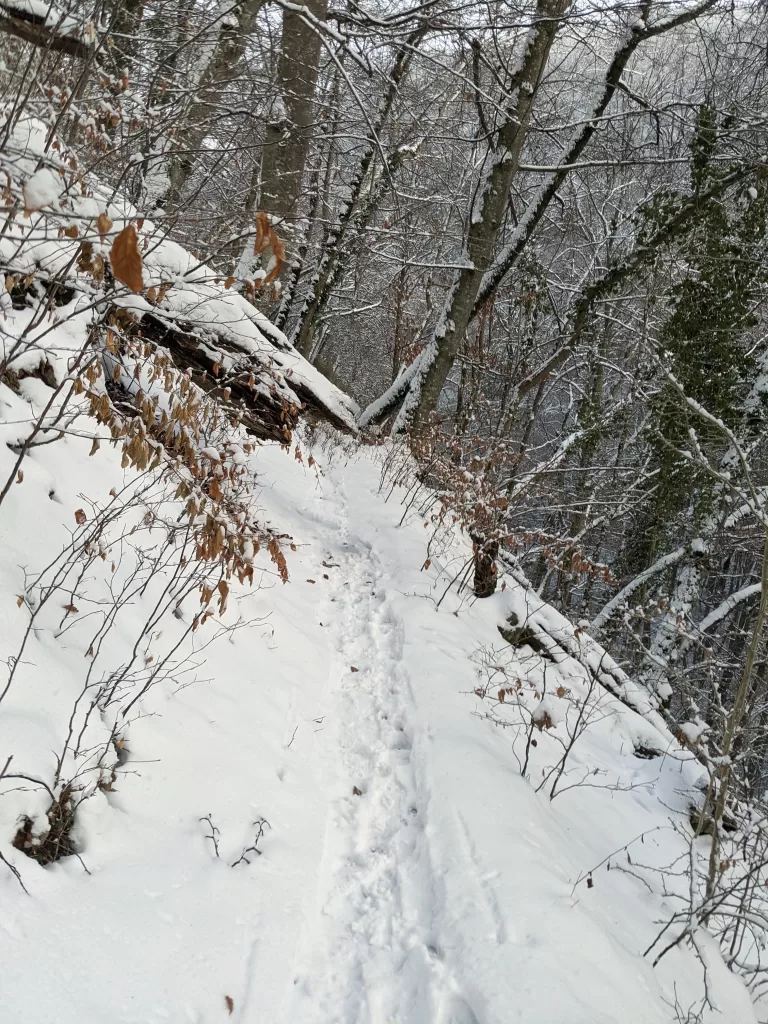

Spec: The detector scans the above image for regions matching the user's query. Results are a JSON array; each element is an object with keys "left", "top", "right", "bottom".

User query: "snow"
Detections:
[
  {"left": 0, "top": 108, "right": 760, "bottom": 1024},
  {"left": 694, "top": 582, "right": 762, "bottom": 637},
  {"left": 0, "top": 403, "right": 759, "bottom": 1021},
  {"left": 0, "top": 113, "right": 360, "bottom": 434},
  {"left": 22, "top": 167, "right": 61, "bottom": 211},
  {"left": 591, "top": 545, "right": 686, "bottom": 631},
  {"left": 1, "top": 0, "right": 84, "bottom": 37},
  {"left": 358, "top": 351, "right": 424, "bottom": 428},
  {"left": 680, "top": 719, "right": 709, "bottom": 746}
]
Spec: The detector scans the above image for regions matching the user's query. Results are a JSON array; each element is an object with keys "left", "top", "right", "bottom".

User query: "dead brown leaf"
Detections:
[
  {"left": 110, "top": 224, "right": 143, "bottom": 293},
  {"left": 253, "top": 210, "right": 285, "bottom": 284},
  {"left": 254, "top": 211, "right": 270, "bottom": 255},
  {"left": 96, "top": 212, "right": 112, "bottom": 239}
]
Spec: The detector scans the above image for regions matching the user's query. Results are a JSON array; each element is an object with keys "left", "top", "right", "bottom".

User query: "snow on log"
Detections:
[
  {"left": 497, "top": 561, "right": 673, "bottom": 740},
  {"left": 0, "top": 115, "right": 360, "bottom": 443},
  {"left": 0, "top": 0, "right": 93, "bottom": 57}
]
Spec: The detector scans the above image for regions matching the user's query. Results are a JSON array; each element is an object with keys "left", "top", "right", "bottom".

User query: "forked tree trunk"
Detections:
[
  {"left": 358, "top": 0, "right": 718, "bottom": 434},
  {"left": 159, "top": 0, "right": 265, "bottom": 212},
  {"left": 397, "top": 0, "right": 572, "bottom": 434}
]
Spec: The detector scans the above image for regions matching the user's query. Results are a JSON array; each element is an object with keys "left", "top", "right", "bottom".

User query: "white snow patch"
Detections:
[{"left": 22, "top": 167, "right": 62, "bottom": 211}]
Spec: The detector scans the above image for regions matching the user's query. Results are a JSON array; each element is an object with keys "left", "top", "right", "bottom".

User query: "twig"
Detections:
[
  {"left": 199, "top": 814, "right": 220, "bottom": 858},
  {"left": 0, "top": 848, "right": 28, "bottom": 894},
  {"left": 231, "top": 818, "right": 270, "bottom": 867}
]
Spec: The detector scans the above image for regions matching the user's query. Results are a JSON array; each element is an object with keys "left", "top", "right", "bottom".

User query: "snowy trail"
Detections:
[
  {"left": 286, "top": 473, "right": 447, "bottom": 1023},
  {"left": 0, "top": 441, "right": 759, "bottom": 1024}
]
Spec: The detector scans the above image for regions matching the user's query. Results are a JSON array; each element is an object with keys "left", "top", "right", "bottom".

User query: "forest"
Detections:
[{"left": 3, "top": 0, "right": 768, "bottom": 1019}]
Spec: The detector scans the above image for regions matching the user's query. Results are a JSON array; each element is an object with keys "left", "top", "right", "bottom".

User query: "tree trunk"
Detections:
[
  {"left": 291, "top": 28, "right": 425, "bottom": 357},
  {"left": 473, "top": 536, "right": 499, "bottom": 598},
  {"left": 259, "top": 0, "right": 327, "bottom": 229},
  {"left": 469, "top": 0, "right": 718, "bottom": 319},
  {"left": 706, "top": 527, "right": 768, "bottom": 903},
  {"left": 396, "top": 0, "right": 572, "bottom": 434},
  {"left": 159, "top": 0, "right": 265, "bottom": 212}
]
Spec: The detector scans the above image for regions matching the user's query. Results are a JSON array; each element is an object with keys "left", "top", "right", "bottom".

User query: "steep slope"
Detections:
[
  {"left": 0, "top": 411, "right": 758, "bottom": 1022},
  {"left": 0, "top": 103, "right": 759, "bottom": 1024}
]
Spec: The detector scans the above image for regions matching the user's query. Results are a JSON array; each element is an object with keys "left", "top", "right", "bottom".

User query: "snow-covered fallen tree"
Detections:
[
  {"left": 0, "top": 0, "right": 93, "bottom": 57},
  {"left": 1, "top": 114, "right": 360, "bottom": 446}
]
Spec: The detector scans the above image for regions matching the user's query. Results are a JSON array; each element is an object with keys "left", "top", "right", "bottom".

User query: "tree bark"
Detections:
[
  {"left": 291, "top": 28, "right": 426, "bottom": 357},
  {"left": 259, "top": 0, "right": 327, "bottom": 228},
  {"left": 706, "top": 527, "right": 768, "bottom": 903},
  {"left": 398, "top": 0, "right": 572, "bottom": 434},
  {"left": 473, "top": 536, "right": 499, "bottom": 598},
  {"left": 159, "top": 0, "right": 265, "bottom": 212},
  {"left": 0, "top": 0, "right": 93, "bottom": 57}
]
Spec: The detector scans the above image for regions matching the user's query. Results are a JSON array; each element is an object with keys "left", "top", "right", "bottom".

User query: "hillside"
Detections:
[
  {"left": 0, "top": 79, "right": 766, "bottom": 1023},
  {"left": 0, "top": 403, "right": 757, "bottom": 1021}
]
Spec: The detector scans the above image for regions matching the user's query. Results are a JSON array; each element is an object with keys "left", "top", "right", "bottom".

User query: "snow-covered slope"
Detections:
[{"left": 0, "top": 405, "right": 757, "bottom": 1022}]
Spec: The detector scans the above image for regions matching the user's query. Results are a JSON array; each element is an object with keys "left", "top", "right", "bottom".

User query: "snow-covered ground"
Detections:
[{"left": 0, "top": 409, "right": 758, "bottom": 1022}]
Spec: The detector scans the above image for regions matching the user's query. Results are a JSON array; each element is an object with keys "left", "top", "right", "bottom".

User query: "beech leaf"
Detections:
[
  {"left": 109, "top": 224, "right": 144, "bottom": 293},
  {"left": 96, "top": 212, "right": 112, "bottom": 239}
]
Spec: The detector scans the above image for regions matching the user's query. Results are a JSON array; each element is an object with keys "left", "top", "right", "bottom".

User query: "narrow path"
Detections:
[{"left": 283, "top": 474, "right": 444, "bottom": 1023}]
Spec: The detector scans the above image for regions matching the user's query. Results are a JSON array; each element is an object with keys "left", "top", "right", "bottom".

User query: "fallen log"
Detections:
[{"left": 0, "top": 0, "right": 93, "bottom": 58}]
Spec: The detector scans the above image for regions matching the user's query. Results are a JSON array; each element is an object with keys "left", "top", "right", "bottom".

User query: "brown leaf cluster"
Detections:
[
  {"left": 77, "top": 320, "right": 290, "bottom": 617},
  {"left": 253, "top": 211, "right": 285, "bottom": 286}
]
